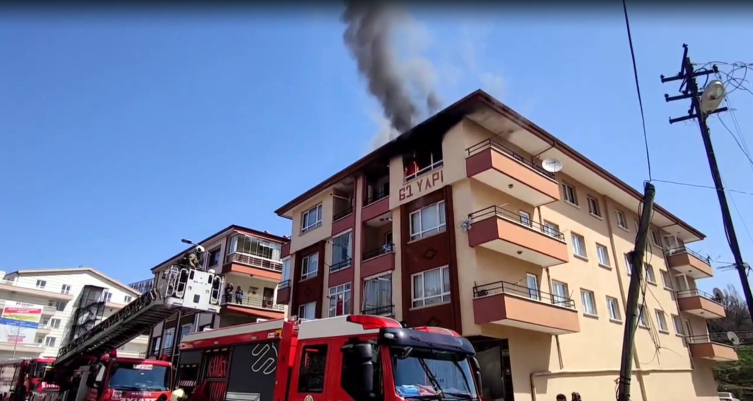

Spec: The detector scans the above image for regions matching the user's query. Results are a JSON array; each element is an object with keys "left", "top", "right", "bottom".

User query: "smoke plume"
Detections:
[{"left": 342, "top": 1, "right": 442, "bottom": 139}]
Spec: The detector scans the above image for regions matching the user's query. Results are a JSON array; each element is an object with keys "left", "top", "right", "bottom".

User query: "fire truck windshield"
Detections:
[
  {"left": 391, "top": 347, "right": 477, "bottom": 400},
  {"left": 108, "top": 362, "right": 170, "bottom": 392},
  {"left": 32, "top": 363, "right": 52, "bottom": 378}
]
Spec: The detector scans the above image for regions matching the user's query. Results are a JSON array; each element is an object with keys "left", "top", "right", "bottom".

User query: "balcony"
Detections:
[
  {"left": 0, "top": 342, "right": 44, "bottom": 353},
  {"left": 221, "top": 295, "right": 285, "bottom": 320},
  {"left": 41, "top": 306, "right": 57, "bottom": 316},
  {"left": 36, "top": 326, "right": 51, "bottom": 335},
  {"left": 276, "top": 280, "right": 291, "bottom": 304},
  {"left": 467, "top": 206, "right": 569, "bottom": 267},
  {"left": 666, "top": 247, "right": 713, "bottom": 279},
  {"left": 362, "top": 190, "right": 390, "bottom": 222},
  {"left": 466, "top": 139, "right": 560, "bottom": 206},
  {"left": 332, "top": 206, "right": 355, "bottom": 235},
  {"left": 687, "top": 334, "right": 739, "bottom": 362},
  {"left": 676, "top": 289, "right": 726, "bottom": 319},
  {"left": 224, "top": 252, "right": 283, "bottom": 281},
  {"left": 0, "top": 280, "right": 74, "bottom": 301},
  {"left": 361, "top": 245, "right": 396, "bottom": 277},
  {"left": 362, "top": 305, "right": 394, "bottom": 317},
  {"left": 473, "top": 281, "right": 579, "bottom": 334}
]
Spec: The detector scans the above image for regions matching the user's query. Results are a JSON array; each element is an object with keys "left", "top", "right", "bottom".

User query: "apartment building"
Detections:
[
  {"left": 144, "top": 224, "right": 287, "bottom": 359},
  {"left": 274, "top": 90, "right": 731, "bottom": 400},
  {"left": 0, "top": 268, "right": 146, "bottom": 361}
]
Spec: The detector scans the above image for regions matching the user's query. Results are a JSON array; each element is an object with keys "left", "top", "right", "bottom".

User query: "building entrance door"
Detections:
[{"left": 470, "top": 337, "right": 514, "bottom": 401}]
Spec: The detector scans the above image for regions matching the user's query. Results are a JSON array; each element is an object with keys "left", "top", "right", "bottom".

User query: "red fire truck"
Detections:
[
  {"left": 0, "top": 358, "right": 58, "bottom": 401},
  {"left": 172, "top": 315, "right": 483, "bottom": 401},
  {"left": 40, "top": 262, "right": 224, "bottom": 401}
]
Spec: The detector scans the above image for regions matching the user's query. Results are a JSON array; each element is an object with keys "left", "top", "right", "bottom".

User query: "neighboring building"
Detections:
[
  {"left": 274, "top": 90, "right": 730, "bottom": 400},
  {"left": 0, "top": 268, "right": 146, "bottom": 361},
  {"left": 144, "top": 224, "right": 287, "bottom": 360}
]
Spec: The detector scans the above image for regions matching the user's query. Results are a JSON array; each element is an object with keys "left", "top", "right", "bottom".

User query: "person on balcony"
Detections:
[
  {"left": 235, "top": 286, "right": 244, "bottom": 304},
  {"left": 224, "top": 282, "right": 234, "bottom": 304}
]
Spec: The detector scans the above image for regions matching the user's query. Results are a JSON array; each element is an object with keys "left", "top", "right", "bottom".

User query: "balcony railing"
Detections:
[
  {"left": 222, "top": 295, "right": 285, "bottom": 312},
  {"left": 329, "top": 258, "right": 352, "bottom": 273},
  {"left": 676, "top": 289, "right": 722, "bottom": 303},
  {"left": 364, "top": 189, "right": 389, "bottom": 206},
  {"left": 362, "top": 305, "right": 394, "bottom": 317},
  {"left": 473, "top": 280, "right": 575, "bottom": 309},
  {"left": 279, "top": 280, "right": 291, "bottom": 290},
  {"left": 225, "top": 252, "right": 283, "bottom": 272},
  {"left": 363, "top": 244, "right": 394, "bottom": 261},
  {"left": 333, "top": 206, "right": 354, "bottom": 222},
  {"left": 466, "top": 138, "right": 555, "bottom": 179},
  {"left": 405, "top": 159, "right": 443, "bottom": 182},
  {"left": 686, "top": 333, "right": 730, "bottom": 345},
  {"left": 665, "top": 247, "right": 712, "bottom": 265},
  {"left": 468, "top": 206, "right": 565, "bottom": 241}
]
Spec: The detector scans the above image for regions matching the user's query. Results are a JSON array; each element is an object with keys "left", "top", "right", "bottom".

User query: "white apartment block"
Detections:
[{"left": 0, "top": 268, "right": 147, "bottom": 361}]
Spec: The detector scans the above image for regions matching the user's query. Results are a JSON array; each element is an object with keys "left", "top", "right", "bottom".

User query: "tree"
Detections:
[
  {"left": 710, "top": 285, "right": 753, "bottom": 400},
  {"left": 709, "top": 285, "right": 753, "bottom": 334}
]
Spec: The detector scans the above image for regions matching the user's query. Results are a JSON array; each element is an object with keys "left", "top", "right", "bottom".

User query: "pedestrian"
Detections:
[
  {"left": 571, "top": 392, "right": 582, "bottom": 401},
  {"left": 224, "top": 282, "right": 234, "bottom": 304},
  {"left": 235, "top": 287, "right": 244, "bottom": 305},
  {"left": 556, "top": 395, "right": 567, "bottom": 401}
]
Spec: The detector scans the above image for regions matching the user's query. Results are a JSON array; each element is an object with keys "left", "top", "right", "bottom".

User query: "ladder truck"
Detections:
[
  {"left": 170, "top": 314, "right": 484, "bottom": 401},
  {"left": 37, "top": 261, "right": 224, "bottom": 401},
  {"left": 0, "top": 358, "right": 58, "bottom": 401}
]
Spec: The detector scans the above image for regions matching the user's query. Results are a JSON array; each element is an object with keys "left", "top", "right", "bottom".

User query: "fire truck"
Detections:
[
  {"left": 171, "top": 314, "right": 483, "bottom": 401},
  {"left": 38, "top": 262, "right": 224, "bottom": 401},
  {"left": 0, "top": 358, "right": 58, "bottom": 401}
]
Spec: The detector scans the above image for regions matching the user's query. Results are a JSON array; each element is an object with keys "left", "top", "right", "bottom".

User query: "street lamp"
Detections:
[{"left": 700, "top": 80, "right": 725, "bottom": 115}]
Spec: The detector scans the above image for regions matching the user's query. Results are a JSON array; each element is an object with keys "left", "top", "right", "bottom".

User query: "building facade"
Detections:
[
  {"left": 144, "top": 225, "right": 287, "bottom": 360},
  {"left": 0, "top": 268, "right": 147, "bottom": 361},
  {"left": 274, "top": 90, "right": 732, "bottom": 400}
]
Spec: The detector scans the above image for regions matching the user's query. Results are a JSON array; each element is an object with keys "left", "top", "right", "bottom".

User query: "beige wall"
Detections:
[{"left": 289, "top": 190, "right": 334, "bottom": 254}]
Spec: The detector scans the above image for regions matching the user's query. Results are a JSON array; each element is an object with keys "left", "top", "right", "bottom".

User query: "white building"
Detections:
[{"left": 0, "top": 268, "right": 147, "bottom": 361}]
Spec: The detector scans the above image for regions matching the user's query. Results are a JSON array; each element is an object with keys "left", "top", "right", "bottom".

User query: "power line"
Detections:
[
  {"left": 652, "top": 178, "right": 753, "bottom": 196},
  {"left": 621, "top": 0, "right": 652, "bottom": 181},
  {"left": 715, "top": 114, "right": 753, "bottom": 171}
]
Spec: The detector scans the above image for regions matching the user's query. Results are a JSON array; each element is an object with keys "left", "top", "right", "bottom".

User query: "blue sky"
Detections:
[{"left": 0, "top": 6, "right": 751, "bottom": 293}]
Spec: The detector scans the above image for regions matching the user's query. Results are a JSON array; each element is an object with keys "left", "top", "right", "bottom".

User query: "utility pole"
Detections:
[
  {"left": 661, "top": 43, "right": 753, "bottom": 322},
  {"left": 617, "top": 182, "right": 655, "bottom": 401}
]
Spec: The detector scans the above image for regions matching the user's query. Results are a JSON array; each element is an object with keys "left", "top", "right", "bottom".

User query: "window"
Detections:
[
  {"left": 207, "top": 248, "right": 222, "bottom": 267},
  {"left": 228, "top": 234, "right": 282, "bottom": 260},
  {"left": 526, "top": 274, "right": 540, "bottom": 300},
  {"left": 607, "top": 297, "right": 621, "bottom": 321},
  {"left": 663, "top": 235, "right": 679, "bottom": 250},
  {"left": 616, "top": 210, "right": 628, "bottom": 229},
  {"left": 519, "top": 211, "right": 531, "bottom": 227},
  {"left": 655, "top": 310, "right": 669, "bottom": 332},
  {"left": 41, "top": 317, "right": 50, "bottom": 326},
  {"left": 551, "top": 281, "right": 570, "bottom": 307},
  {"left": 562, "top": 183, "right": 578, "bottom": 205},
  {"left": 328, "top": 283, "right": 352, "bottom": 317},
  {"left": 363, "top": 274, "right": 392, "bottom": 315},
  {"left": 298, "top": 302, "right": 316, "bottom": 320},
  {"left": 411, "top": 266, "right": 450, "bottom": 308},
  {"left": 624, "top": 253, "right": 634, "bottom": 276},
  {"left": 645, "top": 264, "right": 656, "bottom": 284},
  {"left": 44, "top": 337, "right": 56, "bottom": 347},
  {"left": 61, "top": 284, "right": 71, "bottom": 295},
  {"left": 672, "top": 315, "right": 684, "bottom": 334},
  {"left": 587, "top": 196, "right": 601, "bottom": 217},
  {"left": 281, "top": 258, "right": 292, "bottom": 282},
  {"left": 409, "top": 201, "right": 446, "bottom": 241},
  {"left": 124, "top": 296, "right": 133, "bottom": 303},
  {"left": 298, "top": 345, "right": 328, "bottom": 393},
  {"left": 163, "top": 328, "right": 175, "bottom": 350},
  {"left": 301, "top": 253, "right": 319, "bottom": 280},
  {"left": 571, "top": 233, "right": 587, "bottom": 258},
  {"left": 50, "top": 318, "right": 61, "bottom": 329},
  {"left": 151, "top": 337, "right": 162, "bottom": 354},
  {"left": 650, "top": 229, "right": 662, "bottom": 247},
  {"left": 301, "top": 204, "right": 323, "bottom": 233},
  {"left": 581, "top": 290, "right": 597, "bottom": 316},
  {"left": 543, "top": 221, "right": 560, "bottom": 238},
  {"left": 48, "top": 300, "right": 54, "bottom": 307},
  {"left": 179, "top": 324, "right": 192, "bottom": 341},
  {"left": 660, "top": 270, "right": 673, "bottom": 290},
  {"left": 331, "top": 232, "right": 352, "bottom": 271},
  {"left": 35, "top": 280, "right": 46, "bottom": 289},
  {"left": 596, "top": 244, "right": 610, "bottom": 267},
  {"left": 638, "top": 305, "right": 649, "bottom": 327},
  {"left": 54, "top": 301, "right": 66, "bottom": 311}
]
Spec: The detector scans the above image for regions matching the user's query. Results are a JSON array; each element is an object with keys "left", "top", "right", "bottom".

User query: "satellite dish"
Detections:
[
  {"left": 727, "top": 331, "right": 740, "bottom": 346},
  {"left": 713, "top": 288, "right": 724, "bottom": 301},
  {"left": 542, "top": 158, "right": 563, "bottom": 173}
]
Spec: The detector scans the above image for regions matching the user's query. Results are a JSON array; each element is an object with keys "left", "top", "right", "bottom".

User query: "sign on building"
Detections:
[{"left": 0, "top": 301, "right": 43, "bottom": 344}]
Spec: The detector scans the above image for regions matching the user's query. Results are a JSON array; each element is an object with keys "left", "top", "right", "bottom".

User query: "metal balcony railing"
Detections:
[
  {"left": 225, "top": 252, "right": 283, "bottom": 272},
  {"left": 362, "top": 305, "right": 394, "bottom": 316},
  {"left": 473, "top": 280, "right": 576, "bottom": 309},
  {"left": 468, "top": 206, "right": 565, "bottom": 241},
  {"left": 333, "top": 206, "right": 354, "bottom": 222},
  {"left": 364, "top": 188, "right": 389, "bottom": 206},
  {"left": 278, "top": 280, "right": 291, "bottom": 290},
  {"left": 676, "top": 289, "right": 723, "bottom": 304},
  {"left": 466, "top": 138, "right": 555, "bottom": 179},
  {"left": 362, "top": 244, "right": 394, "bottom": 261},
  {"left": 329, "top": 258, "right": 352, "bottom": 274},
  {"left": 665, "top": 247, "right": 712, "bottom": 265},
  {"left": 221, "top": 295, "right": 285, "bottom": 312}
]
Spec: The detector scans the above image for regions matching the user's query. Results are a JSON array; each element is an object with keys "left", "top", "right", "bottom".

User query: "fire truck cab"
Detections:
[
  {"left": 0, "top": 358, "right": 58, "bottom": 401},
  {"left": 173, "top": 315, "right": 483, "bottom": 401}
]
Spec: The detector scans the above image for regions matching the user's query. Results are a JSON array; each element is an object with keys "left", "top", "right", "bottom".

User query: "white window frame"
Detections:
[
  {"left": 660, "top": 270, "right": 673, "bottom": 290},
  {"left": 650, "top": 229, "right": 662, "bottom": 247},
  {"left": 519, "top": 210, "right": 531, "bottom": 227},
  {"left": 645, "top": 264, "right": 656, "bottom": 284},
  {"left": 581, "top": 289, "right": 597, "bottom": 316},
  {"left": 596, "top": 244, "right": 610, "bottom": 267},
  {"left": 551, "top": 280, "right": 570, "bottom": 307},
  {"left": 281, "top": 257, "right": 292, "bottom": 282},
  {"left": 638, "top": 305, "right": 649, "bottom": 328},
  {"left": 526, "top": 273, "right": 540, "bottom": 300},
  {"left": 44, "top": 337, "right": 56, "bottom": 347},
  {"left": 607, "top": 296, "right": 622, "bottom": 322},
  {"left": 362, "top": 273, "right": 393, "bottom": 315},
  {"left": 50, "top": 318, "right": 61, "bottom": 329},
  {"left": 61, "top": 284, "right": 71, "bottom": 295},
  {"left": 409, "top": 201, "right": 446, "bottom": 241},
  {"left": 301, "top": 204, "right": 323, "bottom": 233},
  {"left": 35, "top": 280, "right": 46, "bottom": 289},
  {"left": 672, "top": 314, "right": 684, "bottom": 335},
  {"left": 616, "top": 210, "right": 628, "bottom": 230},
  {"left": 54, "top": 301, "right": 66, "bottom": 311},
  {"left": 571, "top": 233, "right": 587, "bottom": 258},
  {"left": 328, "top": 283, "right": 352, "bottom": 317},
  {"left": 562, "top": 183, "right": 578, "bottom": 206},
  {"left": 301, "top": 253, "right": 319, "bottom": 280},
  {"left": 625, "top": 253, "right": 634, "bottom": 276},
  {"left": 411, "top": 266, "right": 450, "bottom": 308},
  {"left": 124, "top": 296, "right": 133, "bottom": 303},
  {"left": 298, "top": 302, "right": 316, "bottom": 320},
  {"left": 655, "top": 309, "right": 669, "bottom": 333},
  {"left": 543, "top": 221, "right": 560, "bottom": 238},
  {"left": 587, "top": 196, "right": 601, "bottom": 217}
]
